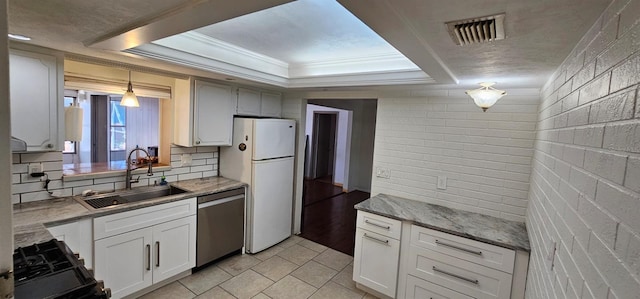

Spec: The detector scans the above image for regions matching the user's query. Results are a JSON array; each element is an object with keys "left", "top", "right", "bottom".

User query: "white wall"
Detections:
[
  {"left": 305, "top": 104, "right": 352, "bottom": 187},
  {"left": 308, "top": 99, "right": 377, "bottom": 192},
  {"left": 525, "top": 0, "right": 640, "bottom": 297},
  {"left": 0, "top": 0, "right": 14, "bottom": 296},
  {"left": 371, "top": 91, "right": 539, "bottom": 221}
]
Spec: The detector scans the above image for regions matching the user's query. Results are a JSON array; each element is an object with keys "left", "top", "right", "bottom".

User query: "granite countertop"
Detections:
[
  {"left": 13, "top": 176, "right": 246, "bottom": 248},
  {"left": 355, "top": 194, "right": 530, "bottom": 252}
]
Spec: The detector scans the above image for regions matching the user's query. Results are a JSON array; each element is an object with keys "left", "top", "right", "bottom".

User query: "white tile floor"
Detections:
[{"left": 137, "top": 235, "right": 378, "bottom": 299}]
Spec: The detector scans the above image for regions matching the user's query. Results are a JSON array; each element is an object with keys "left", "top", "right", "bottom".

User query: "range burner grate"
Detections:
[
  {"left": 13, "top": 241, "right": 73, "bottom": 282},
  {"left": 13, "top": 239, "right": 110, "bottom": 299}
]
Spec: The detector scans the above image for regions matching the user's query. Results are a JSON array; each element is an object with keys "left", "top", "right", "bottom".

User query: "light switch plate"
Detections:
[
  {"left": 437, "top": 176, "right": 447, "bottom": 189},
  {"left": 181, "top": 154, "right": 192, "bottom": 166},
  {"left": 376, "top": 167, "right": 390, "bottom": 179}
]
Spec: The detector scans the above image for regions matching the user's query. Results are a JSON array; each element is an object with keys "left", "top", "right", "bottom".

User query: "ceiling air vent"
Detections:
[{"left": 446, "top": 13, "right": 505, "bottom": 46}]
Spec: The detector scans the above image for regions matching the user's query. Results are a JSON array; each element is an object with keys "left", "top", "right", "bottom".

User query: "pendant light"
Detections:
[
  {"left": 120, "top": 70, "right": 139, "bottom": 107},
  {"left": 465, "top": 82, "right": 506, "bottom": 112}
]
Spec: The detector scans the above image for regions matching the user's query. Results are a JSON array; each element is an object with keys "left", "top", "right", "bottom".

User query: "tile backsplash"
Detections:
[{"left": 11, "top": 145, "right": 218, "bottom": 204}]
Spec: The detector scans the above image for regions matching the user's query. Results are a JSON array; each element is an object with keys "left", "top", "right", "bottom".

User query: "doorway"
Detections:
[
  {"left": 311, "top": 112, "right": 337, "bottom": 182},
  {"left": 299, "top": 100, "right": 377, "bottom": 256}
]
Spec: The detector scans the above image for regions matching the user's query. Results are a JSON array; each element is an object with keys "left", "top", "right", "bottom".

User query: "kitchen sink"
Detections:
[{"left": 77, "top": 185, "right": 189, "bottom": 210}]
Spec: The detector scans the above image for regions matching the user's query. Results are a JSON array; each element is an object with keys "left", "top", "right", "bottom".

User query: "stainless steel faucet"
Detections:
[{"left": 126, "top": 147, "right": 154, "bottom": 189}]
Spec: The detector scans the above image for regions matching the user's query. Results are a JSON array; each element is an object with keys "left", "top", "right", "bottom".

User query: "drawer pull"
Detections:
[
  {"left": 146, "top": 244, "right": 151, "bottom": 271},
  {"left": 435, "top": 240, "right": 482, "bottom": 255},
  {"left": 433, "top": 266, "right": 479, "bottom": 284},
  {"left": 365, "top": 219, "right": 391, "bottom": 230},
  {"left": 364, "top": 233, "right": 390, "bottom": 245},
  {"left": 156, "top": 241, "right": 160, "bottom": 267}
]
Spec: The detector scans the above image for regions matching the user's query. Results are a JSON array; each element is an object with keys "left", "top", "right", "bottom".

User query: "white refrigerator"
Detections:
[{"left": 220, "top": 118, "right": 296, "bottom": 253}]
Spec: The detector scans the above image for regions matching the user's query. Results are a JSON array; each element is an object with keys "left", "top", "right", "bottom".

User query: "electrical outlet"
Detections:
[
  {"left": 181, "top": 154, "right": 193, "bottom": 166},
  {"left": 437, "top": 176, "right": 447, "bottom": 190},
  {"left": 376, "top": 167, "right": 390, "bottom": 179},
  {"left": 28, "top": 163, "right": 43, "bottom": 175}
]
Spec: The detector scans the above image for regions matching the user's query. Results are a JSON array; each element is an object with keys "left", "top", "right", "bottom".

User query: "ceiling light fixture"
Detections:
[
  {"left": 465, "top": 82, "right": 506, "bottom": 112},
  {"left": 120, "top": 71, "right": 139, "bottom": 107},
  {"left": 8, "top": 33, "right": 31, "bottom": 41}
]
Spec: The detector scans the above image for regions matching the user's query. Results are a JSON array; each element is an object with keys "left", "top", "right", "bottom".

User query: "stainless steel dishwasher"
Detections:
[{"left": 196, "top": 187, "right": 245, "bottom": 267}]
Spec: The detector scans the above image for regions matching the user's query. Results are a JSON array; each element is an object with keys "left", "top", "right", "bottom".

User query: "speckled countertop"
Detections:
[
  {"left": 13, "top": 176, "right": 246, "bottom": 248},
  {"left": 355, "top": 194, "right": 530, "bottom": 252}
]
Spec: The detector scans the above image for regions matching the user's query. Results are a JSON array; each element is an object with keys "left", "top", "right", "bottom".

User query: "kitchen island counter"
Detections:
[
  {"left": 355, "top": 193, "right": 530, "bottom": 251},
  {"left": 13, "top": 176, "right": 246, "bottom": 248}
]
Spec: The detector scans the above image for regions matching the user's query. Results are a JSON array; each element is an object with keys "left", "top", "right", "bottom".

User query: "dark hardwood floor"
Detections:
[
  {"left": 303, "top": 176, "right": 344, "bottom": 206},
  {"left": 300, "top": 178, "right": 370, "bottom": 256}
]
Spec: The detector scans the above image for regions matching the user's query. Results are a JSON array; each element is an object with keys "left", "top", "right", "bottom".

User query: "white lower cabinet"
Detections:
[
  {"left": 353, "top": 229, "right": 401, "bottom": 297},
  {"left": 93, "top": 198, "right": 197, "bottom": 299},
  {"left": 47, "top": 218, "right": 93, "bottom": 268},
  {"left": 405, "top": 275, "right": 473, "bottom": 299},
  {"left": 353, "top": 212, "right": 402, "bottom": 298},
  {"left": 95, "top": 226, "right": 153, "bottom": 297},
  {"left": 152, "top": 217, "right": 196, "bottom": 282},
  {"left": 406, "top": 244, "right": 513, "bottom": 299},
  {"left": 353, "top": 211, "right": 529, "bottom": 299}
]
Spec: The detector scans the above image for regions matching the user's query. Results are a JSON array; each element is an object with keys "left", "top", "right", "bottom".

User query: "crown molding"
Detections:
[
  {"left": 125, "top": 44, "right": 290, "bottom": 87},
  {"left": 288, "top": 69, "right": 433, "bottom": 88},
  {"left": 127, "top": 33, "right": 435, "bottom": 88},
  {"left": 289, "top": 52, "right": 422, "bottom": 78},
  {"left": 153, "top": 32, "right": 290, "bottom": 77}
]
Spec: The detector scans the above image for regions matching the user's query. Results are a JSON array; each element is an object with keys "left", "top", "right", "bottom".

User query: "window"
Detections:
[
  {"left": 109, "top": 99, "right": 127, "bottom": 157},
  {"left": 63, "top": 96, "right": 76, "bottom": 154},
  {"left": 63, "top": 91, "right": 161, "bottom": 175}
]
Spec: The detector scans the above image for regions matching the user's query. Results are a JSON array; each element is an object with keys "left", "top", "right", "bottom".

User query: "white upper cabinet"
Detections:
[
  {"left": 260, "top": 92, "right": 282, "bottom": 117},
  {"left": 9, "top": 49, "right": 62, "bottom": 151},
  {"left": 174, "top": 78, "right": 234, "bottom": 146},
  {"left": 235, "top": 88, "right": 282, "bottom": 118},
  {"left": 236, "top": 88, "right": 261, "bottom": 116}
]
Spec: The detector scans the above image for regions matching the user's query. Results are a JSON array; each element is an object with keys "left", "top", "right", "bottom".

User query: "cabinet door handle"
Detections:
[
  {"left": 364, "top": 233, "right": 389, "bottom": 245},
  {"left": 146, "top": 244, "right": 151, "bottom": 271},
  {"left": 195, "top": 140, "right": 201, "bottom": 145},
  {"left": 156, "top": 241, "right": 160, "bottom": 267},
  {"left": 435, "top": 239, "right": 482, "bottom": 255},
  {"left": 432, "top": 266, "right": 478, "bottom": 284},
  {"left": 364, "top": 219, "right": 391, "bottom": 230}
]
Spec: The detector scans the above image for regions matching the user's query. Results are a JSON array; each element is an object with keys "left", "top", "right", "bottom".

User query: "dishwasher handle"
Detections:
[{"left": 198, "top": 194, "right": 244, "bottom": 209}]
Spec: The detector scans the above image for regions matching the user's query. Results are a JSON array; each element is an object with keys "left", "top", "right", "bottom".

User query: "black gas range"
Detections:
[{"left": 13, "top": 239, "right": 110, "bottom": 299}]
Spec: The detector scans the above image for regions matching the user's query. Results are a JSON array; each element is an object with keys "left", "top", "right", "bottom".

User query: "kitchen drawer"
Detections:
[
  {"left": 405, "top": 275, "right": 473, "bottom": 299},
  {"left": 407, "top": 245, "right": 512, "bottom": 299},
  {"left": 94, "top": 197, "right": 197, "bottom": 240},
  {"left": 357, "top": 211, "right": 401, "bottom": 239},
  {"left": 411, "top": 225, "right": 515, "bottom": 273}
]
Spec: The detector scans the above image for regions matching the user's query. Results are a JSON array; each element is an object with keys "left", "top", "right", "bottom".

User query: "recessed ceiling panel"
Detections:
[{"left": 193, "top": 0, "right": 408, "bottom": 64}]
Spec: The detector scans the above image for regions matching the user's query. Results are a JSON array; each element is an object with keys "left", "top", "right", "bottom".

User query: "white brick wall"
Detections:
[
  {"left": 11, "top": 145, "right": 218, "bottom": 203},
  {"left": 526, "top": 0, "right": 640, "bottom": 297},
  {"left": 370, "top": 94, "right": 539, "bottom": 221}
]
